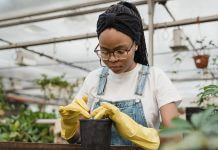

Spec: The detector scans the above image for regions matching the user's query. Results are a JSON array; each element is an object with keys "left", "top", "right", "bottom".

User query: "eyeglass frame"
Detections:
[{"left": 94, "top": 41, "right": 135, "bottom": 61}]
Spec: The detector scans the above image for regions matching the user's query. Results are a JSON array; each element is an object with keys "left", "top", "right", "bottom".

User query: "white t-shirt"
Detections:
[{"left": 75, "top": 63, "right": 182, "bottom": 129}]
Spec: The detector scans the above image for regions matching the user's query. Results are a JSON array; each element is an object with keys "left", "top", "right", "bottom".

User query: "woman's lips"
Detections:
[
  {"left": 109, "top": 66, "right": 121, "bottom": 69},
  {"left": 109, "top": 66, "right": 123, "bottom": 72}
]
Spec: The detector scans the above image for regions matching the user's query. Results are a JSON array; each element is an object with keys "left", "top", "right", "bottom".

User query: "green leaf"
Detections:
[
  {"left": 9, "top": 132, "right": 19, "bottom": 138},
  {"left": 176, "top": 131, "right": 208, "bottom": 149},
  {"left": 200, "top": 111, "right": 218, "bottom": 135},
  {"left": 159, "top": 127, "right": 192, "bottom": 137},
  {"left": 171, "top": 117, "right": 193, "bottom": 129},
  {"left": 191, "top": 107, "right": 216, "bottom": 129}
]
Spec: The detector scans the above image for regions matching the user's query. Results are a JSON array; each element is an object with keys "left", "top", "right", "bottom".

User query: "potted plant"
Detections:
[
  {"left": 193, "top": 37, "right": 216, "bottom": 69},
  {"left": 80, "top": 118, "right": 112, "bottom": 150},
  {"left": 160, "top": 107, "right": 218, "bottom": 150},
  {"left": 36, "top": 74, "right": 83, "bottom": 103},
  {"left": 186, "top": 84, "right": 218, "bottom": 121}
]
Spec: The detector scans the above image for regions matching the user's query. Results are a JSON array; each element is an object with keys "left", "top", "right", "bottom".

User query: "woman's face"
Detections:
[{"left": 98, "top": 28, "right": 137, "bottom": 74}]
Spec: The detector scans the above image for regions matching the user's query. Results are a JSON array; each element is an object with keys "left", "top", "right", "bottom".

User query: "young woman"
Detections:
[{"left": 59, "top": 1, "right": 182, "bottom": 150}]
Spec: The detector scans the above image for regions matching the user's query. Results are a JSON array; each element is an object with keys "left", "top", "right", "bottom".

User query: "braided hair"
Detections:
[{"left": 96, "top": 1, "right": 149, "bottom": 66}]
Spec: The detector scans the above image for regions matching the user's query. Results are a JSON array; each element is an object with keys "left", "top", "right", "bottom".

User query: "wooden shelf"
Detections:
[{"left": 0, "top": 142, "right": 142, "bottom": 150}]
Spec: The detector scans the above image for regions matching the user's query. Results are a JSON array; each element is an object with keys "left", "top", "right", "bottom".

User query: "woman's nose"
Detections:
[{"left": 108, "top": 53, "right": 118, "bottom": 62}]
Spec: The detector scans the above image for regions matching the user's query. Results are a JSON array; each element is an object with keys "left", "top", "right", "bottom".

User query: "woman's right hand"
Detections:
[{"left": 59, "top": 96, "right": 91, "bottom": 140}]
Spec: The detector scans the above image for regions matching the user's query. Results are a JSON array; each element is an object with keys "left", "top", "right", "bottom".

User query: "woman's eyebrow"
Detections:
[{"left": 100, "top": 44, "right": 127, "bottom": 50}]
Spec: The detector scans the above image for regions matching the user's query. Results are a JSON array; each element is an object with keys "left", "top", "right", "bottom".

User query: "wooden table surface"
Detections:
[{"left": 0, "top": 142, "right": 142, "bottom": 150}]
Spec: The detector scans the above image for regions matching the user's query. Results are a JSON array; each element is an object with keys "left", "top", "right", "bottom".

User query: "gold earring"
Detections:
[{"left": 135, "top": 47, "right": 138, "bottom": 51}]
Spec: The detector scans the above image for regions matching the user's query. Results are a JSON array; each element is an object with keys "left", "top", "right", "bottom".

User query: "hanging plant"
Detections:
[
  {"left": 36, "top": 74, "right": 83, "bottom": 101},
  {"left": 193, "top": 37, "right": 216, "bottom": 69},
  {"left": 193, "top": 55, "right": 209, "bottom": 69}
]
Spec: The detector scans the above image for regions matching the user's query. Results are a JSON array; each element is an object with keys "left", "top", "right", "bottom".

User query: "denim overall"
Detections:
[{"left": 93, "top": 65, "right": 149, "bottom": 146}]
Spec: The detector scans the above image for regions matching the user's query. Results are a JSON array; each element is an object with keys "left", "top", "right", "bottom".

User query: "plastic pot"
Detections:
[
  {"left": 193, "top": 55, "right": 209, "bottom": 69},
  {"left": 186, "top": 107, "right": 203, "bottom": 122},
  {"left": 80, "top": 118, "right": 112, "bottom": 150},
  {"left": 186, "top": 107, "right": 218, "bottom": 122}
]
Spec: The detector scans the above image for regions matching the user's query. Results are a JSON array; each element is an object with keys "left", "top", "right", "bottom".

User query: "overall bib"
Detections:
[{"left": 93, "top": 65, "right": 149, "bottom": 145}]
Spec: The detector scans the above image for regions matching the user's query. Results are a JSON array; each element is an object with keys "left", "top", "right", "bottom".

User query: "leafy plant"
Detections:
[
  {"left": 0, "top": 77, "right": 57, "bottom": 143},
  {"left": 0, "top": 77, "right": 14, "bottom": 112},
  {"left": 209, "top": 55, "right": 218, "bottom": 77},
  {"left": 36, "top": 74, "right": 69, "bottom": 90},
  {"left": 211, "top": 55, "right": 218, "bottom": 66},
  {"left": 36, "top": 74, "right": 82, "bottom": 101},
  {"left": 194, "top": 37, "right": 216, "bottom": 56},
  {"left": 196, "top": 85, "right": 218, "bottom": 108},
  {"left": 0, "top": 77, "right": 6, "bottom": 110},
  {"left": 171, "top": 53, "right": 184, "bottom": 74},
  {"left": 160, "top": 107, "right": 218, "bottom": 150},
  {"left": 0, "top": 108, "right": 56, "bottom": 143}
]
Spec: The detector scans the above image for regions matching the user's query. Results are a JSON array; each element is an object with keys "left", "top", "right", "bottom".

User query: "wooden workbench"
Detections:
[{"left": 0, "top": 142, "right": 142, "bottom": 150}]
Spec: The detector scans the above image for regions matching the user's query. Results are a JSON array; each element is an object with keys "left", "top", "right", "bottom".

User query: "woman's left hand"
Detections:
[
  {"left": 91, "top": 102, "right": 160, "bottom": 150},
  {"left": 90, "top": 102, "right": 119, "bottom": 120}
]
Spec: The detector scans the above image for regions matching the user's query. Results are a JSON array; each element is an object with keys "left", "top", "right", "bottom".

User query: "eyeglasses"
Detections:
[{"left": 94, "top": 42, "right": 134, "bottom": 61}]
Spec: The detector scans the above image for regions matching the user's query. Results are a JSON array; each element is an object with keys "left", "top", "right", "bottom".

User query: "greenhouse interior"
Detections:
[{"left": 0, "top": 0, "right": 218, "bottom": 149}]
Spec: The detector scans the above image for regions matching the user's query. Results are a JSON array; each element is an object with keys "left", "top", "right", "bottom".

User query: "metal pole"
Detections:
[
  {"left": 0, "top": 38, "right": 90, "bottom": 72},
  {"left": 171, "top": 77, "right": 218, "bottom": 82},
  {"left": 0, "top": 1, "right": 145, "bottom": 28},
  {"left": 1, "top": 15, "right": 218, "bottom": 50},
  {"left": 0, "top": 33, "right": 96, "bottom": 50},
  {"left": 0, "top": 0, "right": 170, "bottom": 28},
  {"left": 6, "top": 94, "right": 65, "bottom": 106},
  {"left": 0, "top": 60, "right": 98, "bottom": 70},
  {"left": 153, "top": 14, "right": 218, "bottom": 29},
  {"left": 0, "top": 0, "right": 118, "bottom": 22},
  {"left": 148, "top": 0, "right": 155, "bottom": 66}
]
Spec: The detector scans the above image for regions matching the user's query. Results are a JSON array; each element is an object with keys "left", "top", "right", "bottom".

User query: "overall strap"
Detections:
[
  {"left": 135, "top": 65, "right": 149, "bottom": 96},
  {"left": 97, "top": 67, "right": 109, "bottom": 95}
]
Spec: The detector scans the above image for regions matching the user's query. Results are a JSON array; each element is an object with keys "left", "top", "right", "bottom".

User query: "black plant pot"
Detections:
[
  {"left": 80, "top": 118, "right": 112, "bottom": 150},
  {"left": 186, "top": 107, "right": 204, "bottom": 122},
  {"left": 186, "top": 107, "right": 218, "bottom": 122}
]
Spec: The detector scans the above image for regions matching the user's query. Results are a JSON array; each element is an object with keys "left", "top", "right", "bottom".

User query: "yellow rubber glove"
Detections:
[
  {"left": 59, "top": 96, "right": 91, "bottom": 140},
  {"left": 91, "top": 102, "right": 160, "bottom": 150}
]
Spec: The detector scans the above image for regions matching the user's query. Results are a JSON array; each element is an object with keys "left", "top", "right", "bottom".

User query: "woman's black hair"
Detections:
[{"left": 96, "top": 1, "right": 149, "bottom": 66}]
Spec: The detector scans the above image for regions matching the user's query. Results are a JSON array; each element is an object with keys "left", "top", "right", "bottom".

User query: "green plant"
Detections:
[
  {"left": 36, "top": 74, "right": 69, "bottom": 90},
  {"left": 36, "top": 74, "right": 82, "bottom": 101},
  {"left": 0, "top": 77, "right": 57, "bottom": 143},
  {"left": 0, "top": 77, "right": 6, "bottom": 110},
  {"left": 0, "top": 77, "right": 13, "bottom": 112},
  {"left": 194, "top": 37, "right": 216, "bottom": 55},
  {"left": 212, "top": 55, "right": 218, "bottom": 66},
  {"left": 172, "top": 53, "right": 184, "bottom": 74},
  {"left": 196, "top": 85, "right": 218, "bottom": 108},
  {"left": 0, "top": 108, "right": 56, "bottom": 143},
  {"left": 160, "top": 107, "right": 218, "bottom": 150}
]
